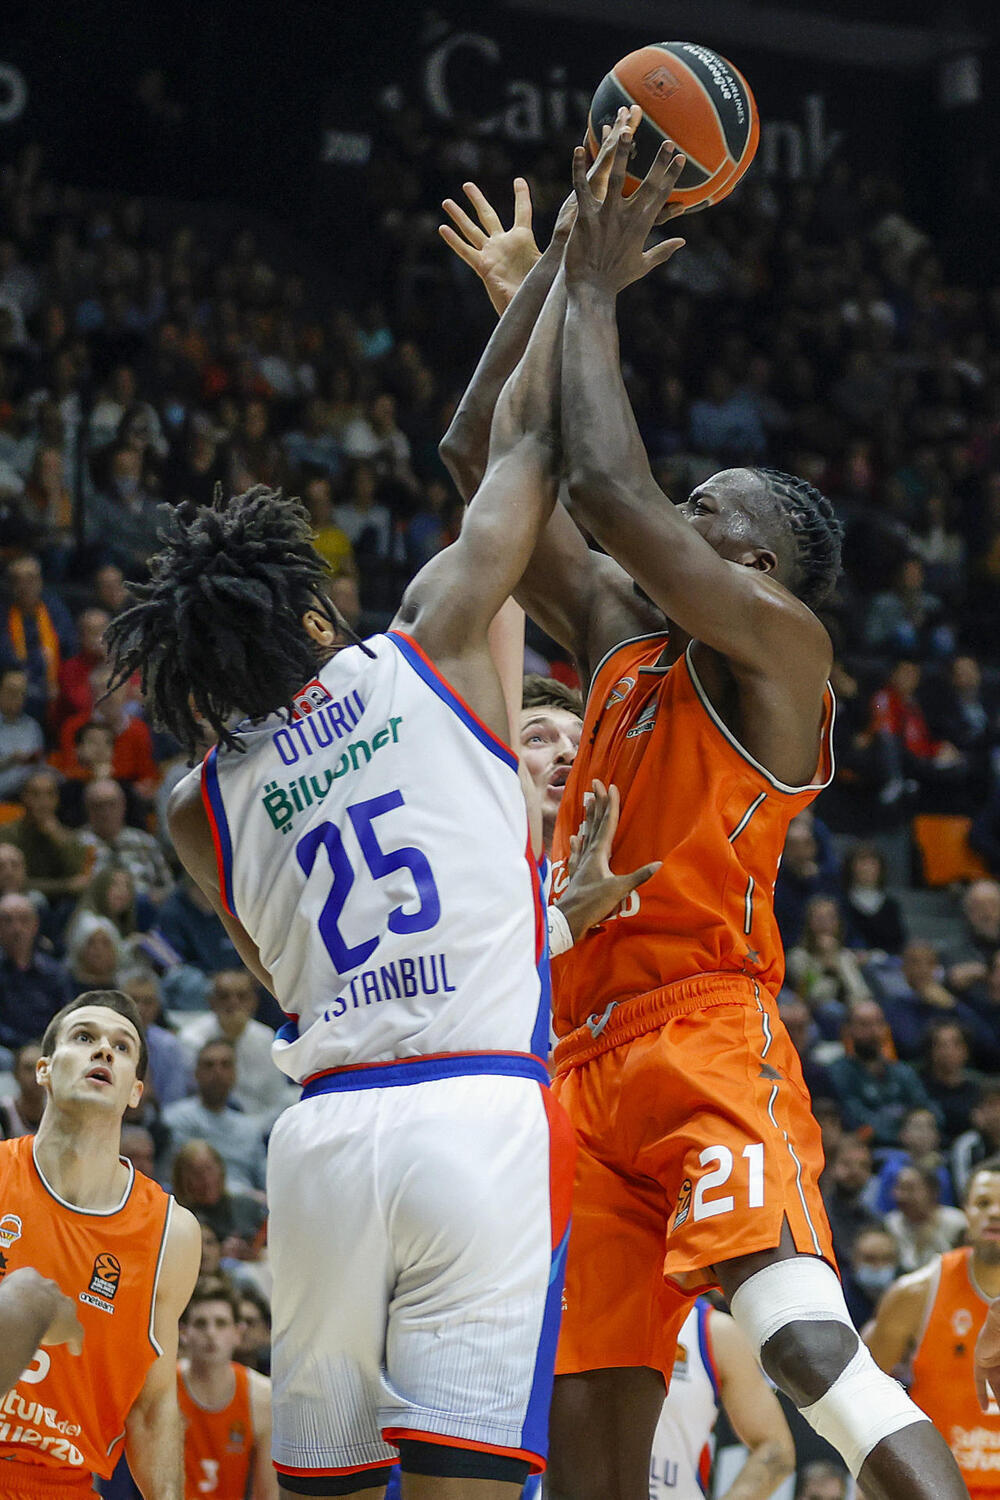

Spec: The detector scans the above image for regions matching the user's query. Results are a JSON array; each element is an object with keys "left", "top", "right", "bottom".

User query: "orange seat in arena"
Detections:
[
  {"left": 0, "top": 803, "right": 24, "bottom": 826},
  {"left": 912, "top": 814, "right": 990, "bottom": 887}
]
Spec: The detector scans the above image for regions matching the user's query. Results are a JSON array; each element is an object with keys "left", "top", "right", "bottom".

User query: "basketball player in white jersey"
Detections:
[
  {"left": 101, "top": 120, "right": 652, "bottom": 1500},
  {"left": 650, "top": 1299, "right": 794, "bottom": 1500}
]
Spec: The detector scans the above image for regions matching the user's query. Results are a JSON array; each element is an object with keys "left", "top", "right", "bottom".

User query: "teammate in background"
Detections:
[
  {"left": 0, "top": 990, "right": 200, "bottom": 1497},
  {"left": 178, "top": 1277, "right": 276, "bottom": 1500},
  {"left": 794, "top": 1464, "right": 849, "bottom": 1500},
  {"left": 101, "top": 120, "right": 649, "bottom": 1500},
  {"left": 649, "top": 1298, "right": 794, "bottom": 1500},
  {"left": 440, "top": 124, "right": 967, "bottom": 1500},
  {"left": 0, "top": 1266, "right": 83, "bottom": 1396},
  {"left": 866, "top": 1162, "right": 1000, "bottom": 1495}
]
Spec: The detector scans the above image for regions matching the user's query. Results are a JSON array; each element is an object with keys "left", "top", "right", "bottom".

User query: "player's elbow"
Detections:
[
  {"left": 438, "top": 421, "right": 480, "bottom": 504},
  {"left": 753, "top": 1433, "right": 796, "bottom": 1483}
]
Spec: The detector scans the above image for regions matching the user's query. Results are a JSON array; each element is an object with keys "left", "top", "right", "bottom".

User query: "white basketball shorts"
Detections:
[{"left": 266, "top": 1052, "right": 576, "bottom": 1486}]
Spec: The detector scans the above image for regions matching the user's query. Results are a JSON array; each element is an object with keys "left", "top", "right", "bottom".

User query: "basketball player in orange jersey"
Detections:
[
  {"left": 0, "top": 991, "right": 200, "bottom": 1498},
  {"left": 178, "top": 1277, "right": 276, "bottom": 1500},
  {"left": 439, "top": 124, "right": 968, "bottom": 1500},
  {"left": 867, "top": 1162, "right": 1000, "bottom": 1495}
]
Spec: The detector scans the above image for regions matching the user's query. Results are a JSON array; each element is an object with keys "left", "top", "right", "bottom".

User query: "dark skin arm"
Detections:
[
  {"left": 438, "top": 111, "right": 662, "bottom": 685},
  {"left": 562, "top": 131, "right": 832, "bottom": 786}
]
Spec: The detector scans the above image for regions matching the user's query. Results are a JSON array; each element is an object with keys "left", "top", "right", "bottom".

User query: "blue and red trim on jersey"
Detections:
[
  {"left": 200, "top": 745, "right": 236, "bottom": 918},
  {"left": 525, "top": 831, "right": 551, "bottom": 1062},
  {"left": 387, "top": 631, "right": 518, "bottom": 772},
  {"left": 301, "top": 1050, "right": 550, "bottom": 1096}
]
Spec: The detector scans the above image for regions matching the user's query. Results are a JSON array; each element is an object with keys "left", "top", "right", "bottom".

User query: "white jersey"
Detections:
[
  {"left": 202, "top": 631, "right": 547, "bottom": 1083},
  {"left": 650, "top": 1301, "right": 719, "bottom": 1500}
]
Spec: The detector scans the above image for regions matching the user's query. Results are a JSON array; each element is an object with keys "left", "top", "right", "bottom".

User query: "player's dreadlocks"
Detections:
[
  {"left": 753, "top": 467, "right": 843, "bottom": 611},
  {"left": 104, "top": 484, "right": 370, "bottom": 758}
]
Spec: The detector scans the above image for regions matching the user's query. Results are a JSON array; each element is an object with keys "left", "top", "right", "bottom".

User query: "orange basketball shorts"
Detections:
[{"left": 551, "top": 972, "right": 835, "bottom": 1381}]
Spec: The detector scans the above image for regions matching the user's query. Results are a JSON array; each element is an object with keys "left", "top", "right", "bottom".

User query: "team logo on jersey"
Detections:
[
  {"left": 227, "top": 1422, "right": 248, "bottom": 1453},
  {"left": 0, "top": 1213, "right": 22, "bottom": 1249},
  {"left": 625, "top": 698, "right": 658, "bottom": 739},
  {"left": 290, "top": 679, "right": 333, "bottom": 719},
  {"left": 672, "top": 1340, "right": 690, "bottom": 1379},
  {"left": 672, "top": 1178, "right": 693, "bottom": 1232},
  {"left": 604, "top": 675, "right": 636, "bottom": 710},
  {"left": 89, "top": 1252, "right": 121, "bottom": 1301},
  {"left": 952, "top": 1307, "right": 974, "bottom": 1339}
]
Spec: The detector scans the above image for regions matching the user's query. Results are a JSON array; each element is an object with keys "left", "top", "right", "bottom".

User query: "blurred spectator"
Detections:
[
  {"left": 78, "top": 778, "right": 172, "bottom": 901},
  {"left": 688, "top": 369, "right": 765, "bottom": 460},
  {"left": 920, "top": 1020, "right": 985, "bottom": 1145},
  {"left": 0, "top": 770, "right": 90, "bottom": 902},
  {"left": 785, "top": 895, "right": 870, "bottom": 1035},
  {"left": 179, "top": 969, "right": 292, "bottom": 1124},
  {"left": 119, "top": 965, "right": 191, "bottom": 1108},
  {"left": 773, "top": 810, "right": 841, "bottom": 947},
  {"left": 951, "top": 1081, "right": 1000, "bottom": 1198},
  {"left": 875, "top": 939, "right": 993, "bottom": 1062},
  {"left": 120, "top": 1123, "right": 157, "bottom": 1179},
  {"left": 0, "top": 842, "right": 47, "bottom": 922},
  {"left": 868, "top": 660, "right": 963, "bottom": 810},
  {"left": 820, "top": 1135, "right": 883, "bottom": 1266},
  {"left": 54, "top": 607, "right": 109, "bottom": 728},
  {"left": 862, "top": 557, "right": 950, "bottom": 658},
  {"left": 163, "top": 1039, "right": 267, "bottom": 1195},
  {"left": 883, "top": 1163, "right": 966, "bottom": 1272},
  {"left": 234, "top": 1287, "right": 272, "bottom": 1376},
  {"left": 171, "top": 1139, "right": 267, "bottom": 1251},
  {"left": 0, "top": 1039, "right": 45, "bottom": 1137},
  {"left": 58, "top": 667, "right": 159, "bottom": 792},
  {"left": 336, "top": 459, "right": 392, "bottom": 558},
  {"left": 943, "top": 879, "right": 1000, "bottom": 995},
  {"left": 841, "top": 842, "right": 906, "bottom": 956},
  {"left": 777, "top": 995, "right": 834, "bottom": 1100},
  {"left": 300, "top": 473, "right": 354, "bottom": 576},
  {"left": 794, "top": 1462, "right": 848, "bottom": 1500},
  {"left": 153, "top": 872, "right": 240, "bottom": 980},
  {"left": 843, "top": 1224, "right": 900, "bottom": 1329},
  {"left": 921, "top": 654, "right": 997, "bottom": 805},
  {"left": 93, "top": 564, "right": 129, "bottom": 616},
  {"left": 864, "top": 1106, "right": 954, "bottom": 1213},
  {"left": 282, "top": 399, "right": 342, "bottom": 481},
  {"left": 0, "top": 667, "right": 44, "bottom": 799},
  {"left": 0, "top": 554, "right": 75, "bottom": 722},
  {"left": 65, "top": 912, "right": 122, "bottom": 989},
  {"left": 826, "top": 998, "right": 936, "bottom": 1146},
  {"left": 66, "top": 862, "right": 151, "bottom": 947},
  {"left": 0, "top": 892, "right": 73, "bottom": 1049}
]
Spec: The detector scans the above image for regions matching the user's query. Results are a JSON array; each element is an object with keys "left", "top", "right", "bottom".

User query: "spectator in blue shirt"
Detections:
[{"left": 0, "top": 892, "right": 74, "bottom": 1052}]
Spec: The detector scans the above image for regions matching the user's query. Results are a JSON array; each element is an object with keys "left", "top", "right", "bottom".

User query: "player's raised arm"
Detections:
[{"left": 561, "top": 128, "right": 830, "bottom": 678}]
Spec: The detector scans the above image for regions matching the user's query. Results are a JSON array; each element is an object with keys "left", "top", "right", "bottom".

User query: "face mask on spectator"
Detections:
[{"left": 855, "top": 1264, "right": 896, "bottom": 1296}]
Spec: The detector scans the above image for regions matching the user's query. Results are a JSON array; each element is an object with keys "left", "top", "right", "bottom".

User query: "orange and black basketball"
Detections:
[{"left": 587, "top": 42, "right": 760, "bottom": 210}]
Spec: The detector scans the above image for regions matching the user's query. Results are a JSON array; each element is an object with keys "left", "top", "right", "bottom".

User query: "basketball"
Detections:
[{"left": 587, "top": 42, "right": 760, "bottom": 210}]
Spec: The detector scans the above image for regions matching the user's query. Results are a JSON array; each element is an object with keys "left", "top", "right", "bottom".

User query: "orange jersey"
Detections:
[
  {"left": 0, "top": 1134, "right": 172, "bottom": 1481},
  {"left": 178, "top": 1362, "right": 255, "bottom": 1500},
  {"left": 550, "top": 635, "right": 834, "bottom": 1035},
  {"left": 910, "top": 1248, "right": 1000, "bottom": 1493}
]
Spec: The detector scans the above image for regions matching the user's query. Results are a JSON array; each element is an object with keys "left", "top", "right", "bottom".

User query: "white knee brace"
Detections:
[{"left": 729, "top": 1258, "right": 928, "bottom": 1478}]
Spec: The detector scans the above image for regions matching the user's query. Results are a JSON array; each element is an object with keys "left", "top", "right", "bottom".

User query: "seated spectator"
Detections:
[
  {"left": 163, "top": 1039, "right": 268, "bottom": 1196},
  {"left": 53, "top": 606, "right": 109, "bottom": 730},
  {"left": 171, "top": 1138, "right": 267, "bottom": 1251},
  {"left": 58, "top": 665, "right": 159, "bottom": 793},
  {"left": 93, "top": 563, "right": 129, "bottom": 617},
  {"left": 820, "top": 1135, "right": 883, "bottom": 1266},
  {"left": 962, "top": 949, "right": 1000, "bottom": 1071},
  {"left": 65, "top": 912, "right": 123, "bottom": 990},
  {"left": 0, "top": 1039, "right": 45, "bottom": 1137},
  {"left": 688, "top": 369, "right": 765, "bottom": 460},
  {"left": 119, "top": 1123, "right": 157, "bottom": 1180},
  {"left": 0, "top": 842, "right": 47, "bottom": 922},
  {"left": 84, "top": 443, "right": 164, "bottom": 573},
  {"left": 883, "top": 1162, "right": 966, "bottom": 1271},
  {"left": 841, "top": 842, "right": 906, "bottom": 956},
  {"left": 875, "top": 939, "right": 993, "bottom": 1062},
  {"left": 198, "top": 1219, "right": 223, "bottom": 1277},
  {"left": 868, "top": 659, "right": 964, "bottom": 809},
  {"left": 282, "top": 398, "right": 342, "bottom": 480},
  {"left": 66, "top": 862, "right": 152, "bottom": 949},
  {"left": 863, "top": 556, "right": 950, "bottom": 657},
  {"left": 951, "top": 1080, "right": 1000, "bottom": 1197},
  {"left": 179, "top": 969, "right": 293, "bottom": 1124},
  {"left": 336, "top": 459, "right": 392, "bottom": 558},
  {"left": 778, "top": 995, "right": 834, "bottom": 1100},
  {"left": 0, "top": 553, "right": 75, "bottom": 723},
  {"left": 78, "top": 778, "right": 171, "bottom": 902},
  {"left": 826, "top": 998, "right": 937, "bottom": 1146},
  {"left": 0, "top": 668, "right": 43, "bottom": 800},
  {"left": 944, "top": 878, "right": 1000, "bottom": 995},
  {"left": 0, "top": 769, "right": 90, "bottom": 903},
  {"left": 234, "top": 1287, "right": 272, "bottom": 1376},
  {"left": 843, "top": 1224, "right": 901, "bottom": 1330},
  {"left": 0, "top": 892, "right": 73, "bottom": 1050},
  {"left": 153, "top": 872, "right": 241, "bottom": 980},
  {"left": 301, "top": 472, "right": 354, "bottom": 576},
  {"left": 921, "top": 1019, "right": 985, "bottom": 1144},
  {"left": 920, "top": 653, "right": 996, "bottom": 808},
  {"left": 865, "top": 1106, "right": 955, "bottom": 1213},
  {"left": 773, "top": 809, "right": 841, "bottom": 947},
  {"left": 785, "top": 895, "right": 870, "bottom": 1035},
  {"left": 119, "top": 965, "right": 192, "bottom": 1109},
  {"left": 405, "top": 478, "right": 451, "bottom": 571}
]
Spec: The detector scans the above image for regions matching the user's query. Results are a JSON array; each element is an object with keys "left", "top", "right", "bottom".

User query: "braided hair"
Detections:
[
  {"left": 753, "top": 467, "right": 843, "bottom": 611},
  {"left": 105, "top": 484, "right": 366, "bottom": 757}
]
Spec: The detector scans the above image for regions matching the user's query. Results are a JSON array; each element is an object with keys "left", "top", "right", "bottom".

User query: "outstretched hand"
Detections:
[
  {"left": 557, "top": 779, "right": 661, "bottom": 943},
  {"left": 564, "top": 126, "right": 687, "bottom": 294}
]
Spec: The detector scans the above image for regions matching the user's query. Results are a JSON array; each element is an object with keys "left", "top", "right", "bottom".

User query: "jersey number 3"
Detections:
[{"left": 296, "top": 790, "right": 441, "bottom": 974}]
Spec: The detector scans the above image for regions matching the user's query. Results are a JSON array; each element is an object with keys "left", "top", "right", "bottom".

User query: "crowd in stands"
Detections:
[{"left": 0, "top": 88, "right": 997, "bottom": 1462}]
